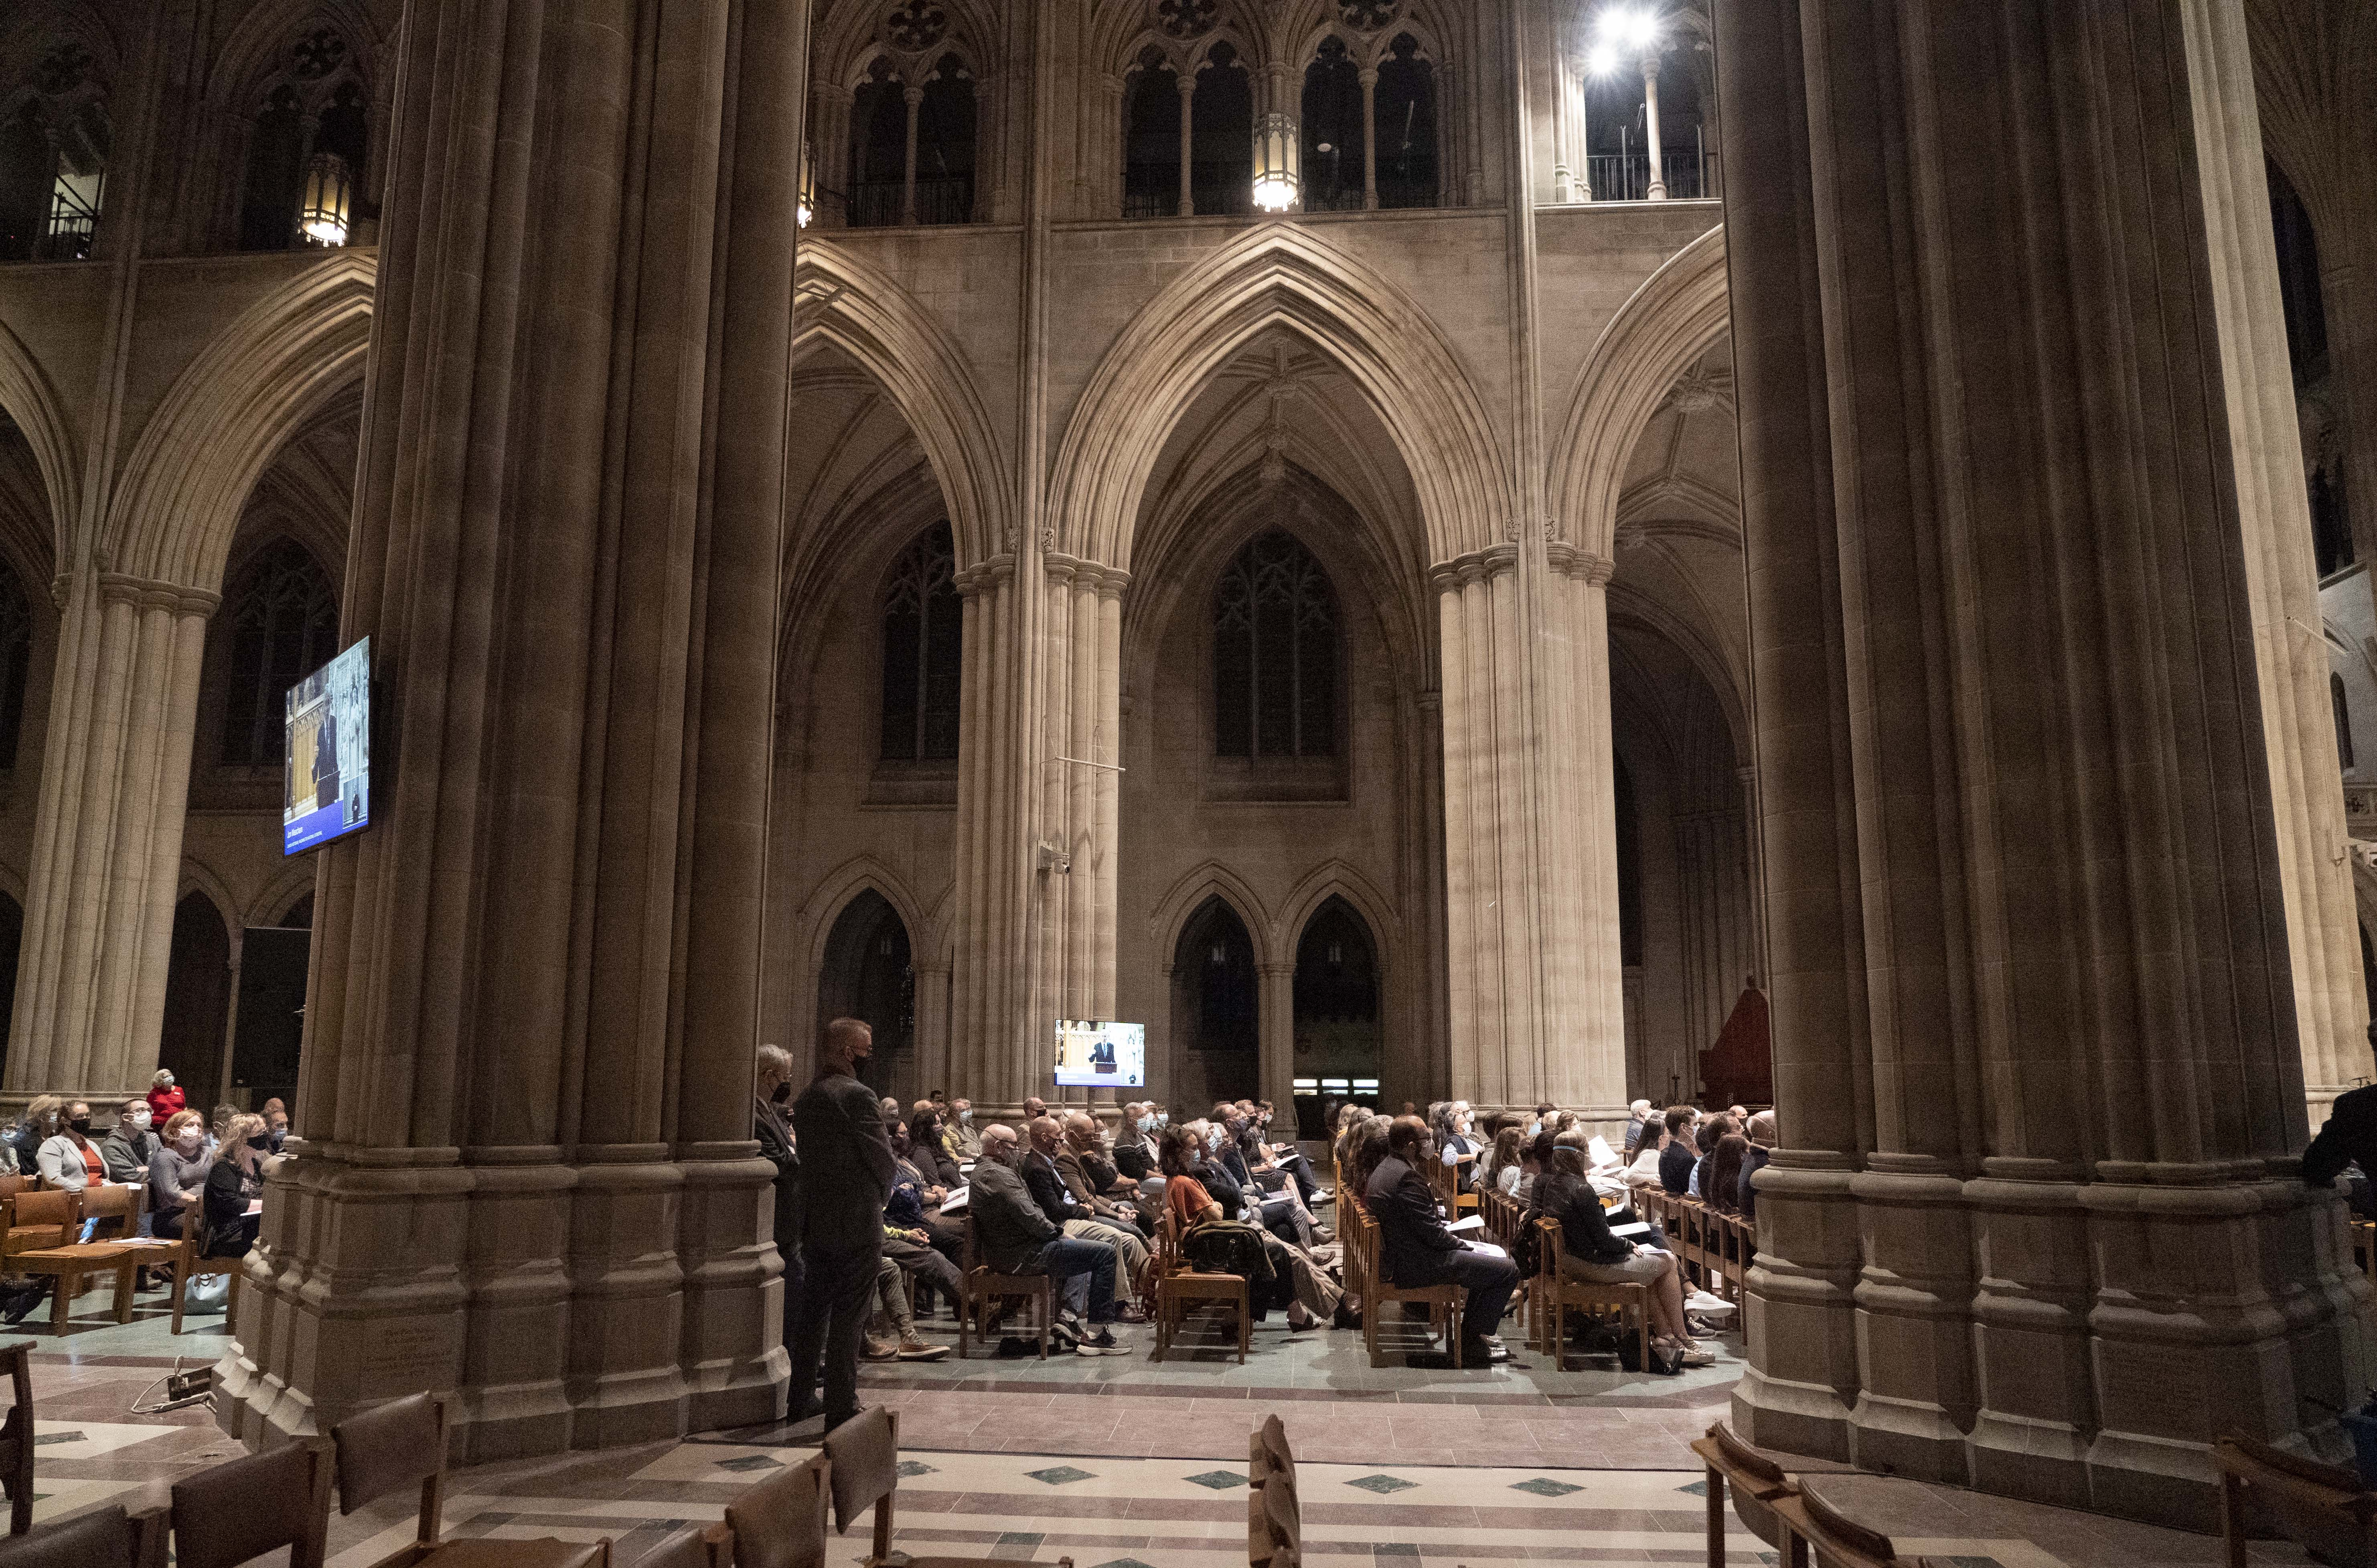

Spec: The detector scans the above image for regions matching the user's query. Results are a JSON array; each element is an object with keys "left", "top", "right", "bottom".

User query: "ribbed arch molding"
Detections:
[{"left": 0, "top": 318, "right": 79, "bottom": 576}]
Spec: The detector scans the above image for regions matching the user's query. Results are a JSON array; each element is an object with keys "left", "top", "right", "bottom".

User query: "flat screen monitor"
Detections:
[
  {"left": 1054, "top": 1019, "right": 1145, "bottom": 1088},
  {"left": 283, "top": 636, "right": 371, "bottom": 856}
]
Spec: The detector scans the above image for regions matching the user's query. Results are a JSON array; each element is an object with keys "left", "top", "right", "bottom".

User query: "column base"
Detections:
[{"left": 216, "top": 1146, "right": 787, "bottom": 1459}]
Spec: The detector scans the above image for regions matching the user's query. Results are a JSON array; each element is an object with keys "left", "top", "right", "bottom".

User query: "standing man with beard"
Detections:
[
  {"left": 754, "top": 1045, "right": 801, "bottom": 1365},
  {"left": 787, "top": 1019, "right": 897, "bottom": 1429}
]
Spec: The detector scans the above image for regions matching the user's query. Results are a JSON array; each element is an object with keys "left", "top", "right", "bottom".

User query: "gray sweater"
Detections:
[{"left": 147, "top": 1143, "right": 212, "bottom": 1217}]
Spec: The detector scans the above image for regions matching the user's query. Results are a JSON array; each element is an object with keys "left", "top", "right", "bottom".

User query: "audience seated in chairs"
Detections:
[
  {"left": 969, "top": 1123, "right": 1127, "bottom": 1354},
  {"left": 201, "top": 1115, "right": 269, "bottom": 1260},
  {"left": 1530, "top": 1141, "right": 1709, "bottom": 1365},
  {"left": 1159, "top": 1126, "right": 1348, "bottom": 1333},
  {"left": 34, "top": 1106, "right": 105, "bottom": 1194},
  {"left": 1020, "top": 1119, "right": 1152, "bottom": 1323},
  {"left": 1365, "top": 1115, "right": 1516, "bottom": 1366},
  {"left": 145, "top": 1113, "right": 210, "bottom": 1243}
]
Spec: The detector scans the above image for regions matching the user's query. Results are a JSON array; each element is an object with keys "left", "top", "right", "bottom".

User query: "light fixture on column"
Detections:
[
  {"left": 298, "top": 152, "right": 352, "bottom": 246},
  {"left": 1588, "top": 4, "right": 1670, "bottom": 200},
  {"left": 1252, "top": 109, "right": 1301, "bottom": 212},
  {"left": 798, "top": 144, "right": 815, "bottom": 229}
]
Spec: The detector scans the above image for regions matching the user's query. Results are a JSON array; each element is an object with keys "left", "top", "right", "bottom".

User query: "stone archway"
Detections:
[
  {"left": 1171, "top": 895, "right": 1260, "bottom": 1111},
  {"left": 816, "top": 888, "right": 916, "bottom": 1102}
]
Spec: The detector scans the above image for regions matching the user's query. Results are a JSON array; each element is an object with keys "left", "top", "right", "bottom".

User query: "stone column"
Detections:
[
  {"left": 1360, "top": 69, "right": 1380, "bottom": 209},
  {"left": 1258, "top": 962, "right": 1296, "bottom": 1119},
  {"left": 949, "top": 554, "right": 1027, "bottom": 1108},
  {"left": 900, "top": 85, "right": 923, "bottom": 225},
  {"left": 6, "top": 568, "right": 215, "bottom": 1114},
  {"left": 1175, "top": 74, "right": 1196, "bottom": 216},
  {"left": 220, "top": 0, "right": 809, "bottom": 1461},
  {"left": 812, "top": 83, "right": 853, "bottom": 228},
  {"left": 1720, "top": 0, "right": 2373, "bottom": 1525}
]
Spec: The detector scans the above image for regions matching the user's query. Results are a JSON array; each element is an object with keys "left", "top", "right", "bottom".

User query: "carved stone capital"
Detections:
[
  {"left": 954, "top": 554, "right": 1016, "bottom": 597},
  {"left": 97, "top": 571, "right": 220, "bottom": 619}
]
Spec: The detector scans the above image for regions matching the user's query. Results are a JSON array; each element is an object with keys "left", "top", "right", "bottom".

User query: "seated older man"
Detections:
[
  {"left": 1368, "top": 1115, "right": 1517, "bottom": 1366},
  {"left": 1057, "top": 1112, "right": 1152, "bottom": 1232},
  {"left": 1023, "top": 1116, "right": 1151, "bottom": 1321},
  {"left": 970, "top": 1123, "right": 1127, "bottom": 1354}
]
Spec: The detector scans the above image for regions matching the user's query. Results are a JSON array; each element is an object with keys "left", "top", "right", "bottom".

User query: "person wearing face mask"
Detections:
[
  {"left": 148, "top": 1111, "right": 212, "bottom": 1242},
  {"left": 201, "top": 1113, "right": 270, "bottom": 1258},
  {"left": 948, "top": 1099, "right": 981, "bottom": 1160},
  {"left": 1114, "top": 1103, "right": 1159, "bottom": 1181},
  {"left": 907, "top": 1102, "right": 962, "bottom": 1188},
  {"left": 754, "top": 1044, "right": 802, "bottom": 1345},
  {"left": 260, "top": 1099, "right": 292, "bottom": 1153},
  {"left": 99, "top": 1098, "right": 158, "bottom": 1192},
  {"left": 147, "top": 1069, "right": 185, "bottom": 1127},
  {"left": 36, "top": 1101, "right": 108, "bottom": 1192}
]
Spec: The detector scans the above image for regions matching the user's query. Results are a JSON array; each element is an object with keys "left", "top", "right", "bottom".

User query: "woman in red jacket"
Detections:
[{"left": 146, "top": 1068, "right": 185, "bottom": 1126}]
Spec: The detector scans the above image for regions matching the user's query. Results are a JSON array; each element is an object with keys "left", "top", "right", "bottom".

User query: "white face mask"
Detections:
[
  {"left": 958, "top": 1109, "right": 971, "bottom": 1124},
  {"left": 176, "top": 1129, "right": 202, "bottom": 1151},
  {"left": 130, "top": 1109, "right": 152, "bottom": 1130}
]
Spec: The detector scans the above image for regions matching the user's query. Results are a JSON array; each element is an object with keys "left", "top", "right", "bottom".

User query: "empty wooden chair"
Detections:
[
  {"left": 626, "top": 1524, "right": 725, "bottom": 1568},
  {"left": 956, "top": 1217, "right": 1050, "bottom": 1360},
  {"left": 169, "top": 1438, "right": 332, "bottom": 1568},
  {"left": 1776, "top": 1482, "right": 1931, "bottom": 1568},
  {"left": 0, "top": 1192, "right": 132, "bottom": 1336},
  {"left": 720, "top": 1451, "right": 831, "bottom": 1568},
  {"left": 0, "top": 1339, "right": 30, "bottom": 1535},
  {"left": 821, "top": 1409, "right": 1074, "bottom": 1568},
  {"left": 1152, "top": 1209, "right": 1248, "bottom": 1364},
  {"left": 333, "top": 1391, "right": 611, "bottom": 1567},
  {"left": 2218, "top": 1432, "right": 2377, "bottom": 1568},
  {"left": 1690, "top": 1420, "right": 1798, "bottom": 1565},
  {"left": 0, "top": 1502, "right": 169, "bottom": 1568},
  {"left": 74, "top": 1186, "right": 139, "bottom": 1242},
  {"left": 1529, "top": 1218, "right": 1650, "bottom": 1373},
  {"left": 1248, "top": 1414, "right": 1299, "bottom": 1568}
]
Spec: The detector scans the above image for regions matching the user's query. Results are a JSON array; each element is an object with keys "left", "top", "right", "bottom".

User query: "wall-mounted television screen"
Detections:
[
  {"left": 283, "top": 636, "right": 371, "bottom": 856},
  {"left": 1054, "top": 1019, "right": 1145, "bottom": 1088}
]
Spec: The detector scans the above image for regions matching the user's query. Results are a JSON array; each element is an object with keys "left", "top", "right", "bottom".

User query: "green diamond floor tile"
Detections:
[
  {"left": 1346, "top": 1474, "right": 1418, "bottom": 1494},
  {"left": 715, "top": 1454, "right": 782, "bottom": 1473},
  {"left": 1184, "top": 1469, "right": 1247, "bottom": 1489},
  {"left": 1510, "top": 1477, "right": 1584, "bottom": 1497},
  {"left": 897, "top": 1459, "right": 938, "bottom": 1477},
  {"left": 1025, "top": 1465, "right": 1095, "bottom": 1485}
]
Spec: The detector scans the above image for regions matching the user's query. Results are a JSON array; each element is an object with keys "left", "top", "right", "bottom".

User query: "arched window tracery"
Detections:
[
  {"left": 221, "top": 538, "right": 338, "bottom": 768},
  {"left": 841, "top": 42, "right": 977, "bottom": 228},
  {"left": 236, "top": 27, "right": 369, "bottom": 251},
  {"left": 1213, "top": 530, "right": 1338, "bottom": 761},
  {"left": 879, "top": 522, "right": 962, "bottom": 763}
]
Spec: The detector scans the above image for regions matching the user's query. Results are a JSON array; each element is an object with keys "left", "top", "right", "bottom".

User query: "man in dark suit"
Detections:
[
  {"left": 787, "top": 1018, "right": 897, "bottom": 1427},
  {"left": 1365, "top": 1115, "right": 1517, "bottom": 1366},
  {"left": 971, "top": 1123, "right": 1127, "bottom": 1353},
  {"left": 754, "top": 1045, "right": 801, "bottom": 1357}
]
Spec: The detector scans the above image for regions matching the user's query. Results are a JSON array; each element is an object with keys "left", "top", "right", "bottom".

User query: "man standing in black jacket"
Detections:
[
  {"left": 1365, "top": 1116, "right": 1516, "bottom": 1366},
  {"left": 754, "top": 1045, "right": 801, "bottom": 1360},
  {"left": 788, "top": 1019, "right": 898, "bottom": 1428}
]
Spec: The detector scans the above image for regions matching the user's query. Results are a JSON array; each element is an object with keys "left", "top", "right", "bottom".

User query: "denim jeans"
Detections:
[{"left": 1040, "top": 1236, "right": 1117, "bottom": 1323}]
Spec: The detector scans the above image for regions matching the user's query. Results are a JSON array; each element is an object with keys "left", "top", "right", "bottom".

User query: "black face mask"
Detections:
[
  {"left": 770, "top": 1082, "right": 792, "bottom": 1104},
  {"left": 67, "top": 1117, "right": 90, "bottom": 1135},
  {"left": 246, "top": 1133, "right": 270, "bottom": 1151}
]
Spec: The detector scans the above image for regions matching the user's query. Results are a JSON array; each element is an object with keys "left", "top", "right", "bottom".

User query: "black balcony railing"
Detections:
[
  {"left": 845, "top": 177, "right": 973, "bottom": 229},
  {"left": 1583, "top": 148, "right": 1716, "bottom": 203}
]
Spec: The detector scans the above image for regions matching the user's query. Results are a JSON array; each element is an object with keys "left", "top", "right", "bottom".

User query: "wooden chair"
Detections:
[
  {"left": 1151, "top": 1209, "right": 1248, "bottom": 1363},
  {"left": 332, "top": 1392, "right": 610, "bottom": 1567},
  {"left": 168, "top": 1437, "right": 332, "bottom": 1568},
  {"left": 0, "top": 1340, "right": 31, "bottom": 1534},
  {"left": 2218, "top": 1432, "right": 2377, "bottom": 1568},
  {"left": 720, "top": 1450, "right": 832, "bottom": 1568},
  {"left": 630, "top": 1525, "right": 725, "bottom": 1568},
  {"left": 1774, "top": 1483, "right": 1933, "bottom": 1568},
  {"left": 0, "top": 1192, "right": 132, "bottom": 1336},
  {"left": 1690, "top": 1420, "right": 1800, "bottom": 1566},
  {"left": 821, "top": 1409, "right": 1076, "bottom": 1568},
  {"left": 956, "top": 1217, "right": 1050, "bottom": 1360},
  {"left": 1350, "top": 1204, "right": 1465, "bottom": 1368},
  {"left": 0, "top": 1502, "right": 170, "bottom": 1567},
  {"left": 1248, "top": 1413, "right": 1299, "bottom": 1568},
  {"left": 169, "top": 1238, "right": 245, "bottom": 1336},
  {"left": 1529, "top": 1218, "right": 1650, "bottom": 1373},
  {"left": 75, "top": 1186, "right": 140, "bottom": 1241}
]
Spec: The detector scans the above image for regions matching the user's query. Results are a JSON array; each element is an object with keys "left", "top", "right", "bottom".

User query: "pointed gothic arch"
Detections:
[
  {"left": 794, "top": 241, "right": 1010, "bottom": 567},
  {"left": 101, "top": 250, "right": 374, "bottom": 592},
  {"left": 1550, "top": 223, "right": 1729, "bottom": 560},
  {"left": 0, "top": 318, "right": 77, "bottom": 570},
  {"left": 1049, "top": 226, "right": 1510, "bottom": 568}
]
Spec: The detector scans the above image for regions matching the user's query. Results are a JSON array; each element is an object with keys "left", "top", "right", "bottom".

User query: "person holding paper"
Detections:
[
  {"left": 1366, "top": 1116, "right": 1517, "bottom": 1366},
  {"left": 1534, "top": 1141, "right": 1710, "bottom": 1365}
]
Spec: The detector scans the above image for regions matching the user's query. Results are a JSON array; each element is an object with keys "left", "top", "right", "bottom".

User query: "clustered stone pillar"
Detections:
[
  {"left": 1429, "top": 540, "right": 1626, "bottom": 1124},
  {"left": 219, "top": 0, "right": 810, "bottom": 1459},
  {"left": 6, "top": 569, "right": 215, "bottom": 1113},
  {"left": 949, "top": 552, "right": 1031, "bottom": 1108},
  {"left": 1718, "top": 0, "right": 2373, "bottom": 1525}
]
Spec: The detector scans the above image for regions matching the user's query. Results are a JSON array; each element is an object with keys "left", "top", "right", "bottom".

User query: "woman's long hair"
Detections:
[
  {"left": 1158, "top": 1123, "right": 1200, "bottom": 1178},
  {"left": 1708, "top": 1133, "right": 1751, "bottom": 1214}
]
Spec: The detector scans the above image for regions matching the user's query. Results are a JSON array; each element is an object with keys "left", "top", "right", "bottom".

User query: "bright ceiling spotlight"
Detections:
[
  {"left": 1586, "top": 42, "right": 1621, "bottom": 76},
  {"left": 1595, "top": 5, "right": 1661, "bottom": 53}
]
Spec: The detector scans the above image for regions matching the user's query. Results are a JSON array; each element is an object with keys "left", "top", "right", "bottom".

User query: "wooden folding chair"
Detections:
[
  {"left": 1689, "top": 1420, "right": 1800, "bottom": 1567},
  {"left": 0, "top": 1340, "right": 32, "bottom": 1534},
  {"left": 75, "top": 1186, "right": 140, "bottom": 1242},
  {"left": 721, "top": 1451, "right": 831, "bottom": 1568},
  {"left": 1352, "top": 1205, "right": 1464, "bottom": 1368},
  {"left": 1529, "top": 1218, "right": 1650, "bottom": 1372},
  {"left": 823, "top": 1409, "right": 1076, "bottom": 1568},
  {"left": 333, "top": 1392, "right": 611, "bottom": 1567},
  {"left": 1248, "top": 1414, "right": 1299, "bottom": 1568},
  {"left": 0, "top": 1501, "right": 169, "bottom": 1567},
  {"left": 956, "top": 1218, "right": 1050, "bottom": 1360},
  {"left": 169, "top": 1437, "right": 333, "bottom": 1568},
  {"left": 1151, "top": 1208, "right": 1248, "bottom": 1363},
  {"left": 0, "top": 1192, "right": 132, "bottom": 1336},
  {"left": 630, "top": 1525, "right": 725, "bottom": 1568},
  {"left": 2218, "top": 1432, "right": 2377, "bottom": 1568}
]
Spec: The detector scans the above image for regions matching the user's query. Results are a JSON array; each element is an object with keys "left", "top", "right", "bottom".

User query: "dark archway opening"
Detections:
[
  {"left": 1171, "top": 896, "right": 1257, "bottom": 1109},
  {"left": 1190, "top": 44, "right": 1252, "bottom": 217},
  {"left": 1291, "top": 897, "right": 1378, "bottom": 1139},
  {"left": 159, "top": 892, "right": 231, "bottom": 1112},
  {"left": 817, "top": 890, "right": 914, "bottom": 1099}
]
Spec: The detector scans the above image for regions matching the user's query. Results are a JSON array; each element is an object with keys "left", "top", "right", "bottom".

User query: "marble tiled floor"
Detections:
[{"left": 0, "top": 1278, "right": 2327, "bottom": 1567}]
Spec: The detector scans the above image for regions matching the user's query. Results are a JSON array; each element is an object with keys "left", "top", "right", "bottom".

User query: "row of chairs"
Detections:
[
  {"left": 1150, "top": 1206, "right": 1250, "bottom": 1363},
  {"left": 640, "top": 1407, "right": 1075, "bottom": 1568},
  {"left": 1339, "top": 1194, "right": 1468, "bottom": 1367},
  {"left": 1636, "top": 1187, "right": 1755, "bottom": 1303},
  {"left": 0, "top": 1390, "right": 605, "bottom": 1568},
  {"left": 0, "top": 1188, "right": 243, "bottom": 1337},
  {"left": 1694, "top": 1419, "right": 1947, "bottom": 1568},
  {"left": 1477, "top": 1182, "right": 1655, "bottom": 1370}
]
